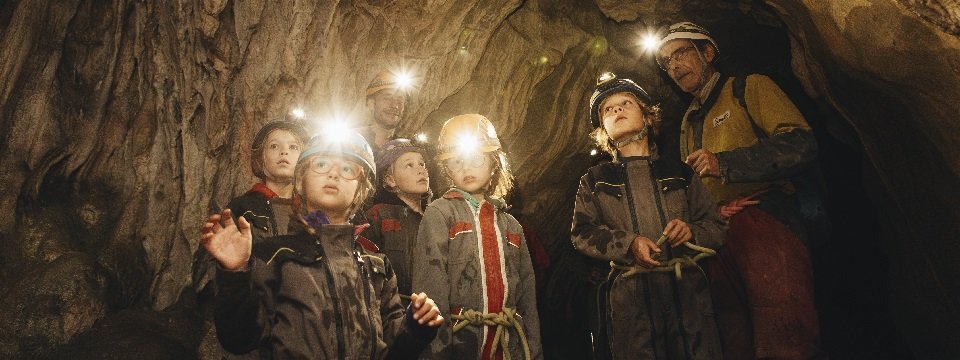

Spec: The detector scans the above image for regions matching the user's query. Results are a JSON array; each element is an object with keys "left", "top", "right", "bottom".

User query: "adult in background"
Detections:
[{"left": 656, "top": 21, "right": 826, "bottom": 359}]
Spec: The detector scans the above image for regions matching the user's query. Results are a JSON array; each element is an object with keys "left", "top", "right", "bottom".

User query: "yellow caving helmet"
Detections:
[{"left": 436, "top": 114, "right": 502, "bottom": 161}]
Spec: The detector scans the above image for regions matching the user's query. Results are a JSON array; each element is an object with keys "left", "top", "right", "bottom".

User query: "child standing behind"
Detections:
[
  {"left": 202, "top": 131, "right": 443, "bottom": 359},
  {"left": 229, "top": 120, "right": 308, "bottom": 242},
  {"left": 194, "top": 120, "right": 308, "bottom": 295},
  {"left": 412, "top": 114, "right": 542, "bottom": 360},
  {"left": 362, "top": 139, "right": 432, "bottom": 299},
  {"left": 571, "top": 73, "right": 726, "bottom": 359}
]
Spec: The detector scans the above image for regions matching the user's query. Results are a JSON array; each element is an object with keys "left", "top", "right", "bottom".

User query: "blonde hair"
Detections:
[
  {"left": 591, "top": 93, "right": 663, "bottom": 161},
  {"left": 439, "top": 150, "right": 514, "bottom": 200},
  {"left": 292, "top": 154, "right": 374, "bottom": 234}
]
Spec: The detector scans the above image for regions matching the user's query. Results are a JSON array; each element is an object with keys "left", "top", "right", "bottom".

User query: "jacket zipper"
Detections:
[
  {"left": 266, "top": 200, "right": 279, "bottom": 237},
  {"left": 319, "top": 240, "right": 347, "bottom": 360},
  {"left": 647, "top": 158, "right": 692, "bottom": 358},
  {"left": 354, "top": 243, "right": 377, "bottom": 359},
  {"left": 621, "top": 164, "right": 659, "bottom": 360}
]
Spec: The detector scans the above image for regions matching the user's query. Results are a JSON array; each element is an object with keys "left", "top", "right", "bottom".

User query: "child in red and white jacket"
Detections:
[{"left": 412, "top": 114, "right": 542, "bottom": 360}]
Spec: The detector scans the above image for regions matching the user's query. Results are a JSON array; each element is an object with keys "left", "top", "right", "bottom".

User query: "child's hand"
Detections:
[
  {"left": 409, "top": 292, "right": 444, "bottom": 327},
  {"left": 630, "top": 236, "right": 661, "bottom": 268},
  {"left": 200, "top": 209, "right": 253, "bottom": 271},
  {"left": 662, "top": 219, "right": 693, "bottom": 248}
]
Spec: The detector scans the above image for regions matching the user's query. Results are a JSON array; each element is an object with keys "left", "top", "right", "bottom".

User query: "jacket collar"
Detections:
[
  {"left": 246, "top": 182, "right": 278, "bottom": 199},
  {"left": 248, "top": 182, "right": 303, "bottom": 211},
  {"left": 442, "top": 188, "right": 506, "bottom": 211}
]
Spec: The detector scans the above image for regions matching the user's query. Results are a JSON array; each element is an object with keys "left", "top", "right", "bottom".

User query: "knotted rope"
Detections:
[{"left": 451, "top": 307, "right": 531, "bottom": 360}]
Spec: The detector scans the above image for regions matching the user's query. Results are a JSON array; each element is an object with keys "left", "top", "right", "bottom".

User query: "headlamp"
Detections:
[
  {"left": 291, "top": 108, "right": 306, "bottom": 119},
  {"left": 456, "top": 134, "right": 479, "bottom": 155}
]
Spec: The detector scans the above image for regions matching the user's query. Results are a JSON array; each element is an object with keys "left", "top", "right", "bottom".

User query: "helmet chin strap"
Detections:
[
  {"left": 693, "top": 46, "right": 713, "bottom": 95},
  {"left": 614, "top": 126, "right": 649, "bottom": 149}
]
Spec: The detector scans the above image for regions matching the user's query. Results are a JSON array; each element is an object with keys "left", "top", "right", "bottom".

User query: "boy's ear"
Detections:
[
  {"left": 366, "top": 98, "right": 376, "bottom": 110},
  {"left": 383, "top": 173, "right": 397, "bottom": 189}
]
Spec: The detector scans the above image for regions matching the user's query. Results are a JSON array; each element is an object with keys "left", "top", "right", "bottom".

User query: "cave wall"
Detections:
[
  {"left": 0, "top": 0, "right": 958, "bottom": 358},
  {"left": 763, "top": 1, "right": 960, "bottom": 358}
]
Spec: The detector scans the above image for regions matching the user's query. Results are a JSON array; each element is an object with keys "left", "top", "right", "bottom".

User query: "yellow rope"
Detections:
[
  {"left": 450, "top": 307, "right": 531, "bottom": 360},
  {"left": 610, "top": 235, "right": 716, "bottom": 280}
]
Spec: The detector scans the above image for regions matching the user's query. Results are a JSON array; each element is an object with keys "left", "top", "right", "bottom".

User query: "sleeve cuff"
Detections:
[
  {"left": 716, "top": 151, "right": 731, "bottom": 184},
  {"left": 404, "top": 302, "right": 439, "bottom": 343},
  {"left": 216, "top": 258, "right": 254, "bottom": 285}
]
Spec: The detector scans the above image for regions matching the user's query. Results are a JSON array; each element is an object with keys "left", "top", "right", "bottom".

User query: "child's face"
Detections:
[
  {"left": 600, "top": 92, "right": 648, "bottom": 142},
  {"left": 443, "top": 153, "right": 494, "bottom": 196},
  {"left": 262, "top": 129, "right": 302, "bottom": 182},
  {"left": 299, "top": 155, "right": 362, "bottom": 214},
  {"left": 385, "top": 152, "right": 430, "bottom": 195}
]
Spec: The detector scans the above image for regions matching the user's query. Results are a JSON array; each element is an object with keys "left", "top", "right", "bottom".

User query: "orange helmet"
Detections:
[
  {"left": 436, "top": 114, "right": 502, "bottom": 161},
  {"left": 366, "top": 70, "right": 411, "bottom": 97}
]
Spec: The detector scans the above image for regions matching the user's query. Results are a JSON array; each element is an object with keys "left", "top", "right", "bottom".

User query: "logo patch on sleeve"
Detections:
[
  {"left": 381, "top": 219, "right": 401, "bottom": 232},
  {"left": 712, "top": 110, "right": 731, "bottom": 128},
  {"left": 507, "top": 233, "right": 522, "bottom": 248}
]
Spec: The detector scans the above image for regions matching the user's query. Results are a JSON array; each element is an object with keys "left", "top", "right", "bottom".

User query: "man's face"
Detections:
[
  {"left": 657, "top": 39, "right": 715, "bottom": 95},
  {"left": 366, "top": 89, "right": 405, "bottom": 129}
]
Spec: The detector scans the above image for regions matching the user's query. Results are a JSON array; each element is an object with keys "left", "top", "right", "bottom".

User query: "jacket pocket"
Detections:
[{"left": 448, "top": 222, "right": 475, "bottom": 265}]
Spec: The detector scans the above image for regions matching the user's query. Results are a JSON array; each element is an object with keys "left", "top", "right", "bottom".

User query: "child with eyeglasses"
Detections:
[
  {"left": 412, "top": 114, "right": 542, "bottom": 360},
  {"left": 201, "top": 131, "right": 443, "bottom": 359}
]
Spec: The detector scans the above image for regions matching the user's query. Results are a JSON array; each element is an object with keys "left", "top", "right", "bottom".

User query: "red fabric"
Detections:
[
  {"left": 478, "top": 202, "right": 505, "bottom": 360},
  {"left": 449, "top": 222, "right": 473, "bottom": 240},
  {"left": 245, "top": 182, "right": 279, "bottom": 199},
  {"left": 367, "top": 204, "right": 385, "bottom": 221},
  {"left": 506, "top": 233, "right": 522, "bottom": 248},
  {"left": 708, "top": 206, "right": 825, "bottom": 360},
  {"left": 353, "top": 223, "right": 370, "bottom": 237},
  {"left": 381, "top": 219, "right": 402, "bottom": 232},
  {"left": 354, "top": 235, "right": 380, "bottom": 253},
  {"left": 443, "top": 191, "right": 464, "bottom": 199},
  {"left": 519, "top": 223, "right": 550, "bottom": 301},
  {"left": 246, "top": 182, "right": 302, "bottom": 211}
]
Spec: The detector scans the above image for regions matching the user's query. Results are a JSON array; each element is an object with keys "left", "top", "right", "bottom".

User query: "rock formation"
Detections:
[{"left": 0, "top": 0, "right": 957, "bottom": 358}]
